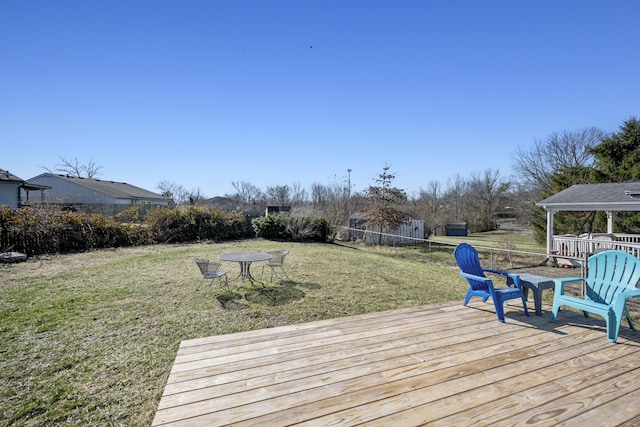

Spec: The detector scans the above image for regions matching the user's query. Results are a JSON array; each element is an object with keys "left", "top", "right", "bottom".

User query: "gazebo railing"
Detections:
[{"left": 552, "top": 234, "right": 640, "bottom": 261}]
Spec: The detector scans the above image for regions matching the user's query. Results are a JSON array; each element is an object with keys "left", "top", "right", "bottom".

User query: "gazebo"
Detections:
[{"left": 536, "top": 182, "right": 640, "bottom": 262}]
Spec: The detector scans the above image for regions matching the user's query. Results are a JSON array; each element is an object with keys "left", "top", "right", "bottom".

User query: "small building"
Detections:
[
  {"left": 265, "top": 205, "right": 291, "bottom": 216},
  {"left": 24, "top": 173, "right": 169, "bottom": 215},
  {"left": 0, "top": 168, "right": 50, "bottom": 209},
  {"left": 0, "top": 169, "right": 24, "bottom": 209},
  {"left": 445, "top": 222, "right": 468, "bottom": 236},
  {"left": 348, "top": 212, "right": 425, "bottom": 245}
]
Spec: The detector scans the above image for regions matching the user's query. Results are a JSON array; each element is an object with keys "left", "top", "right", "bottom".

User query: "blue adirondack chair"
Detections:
[
  {"left": 551, "top": 250, "right": 640, "bottom": 343},
  {"left": 454, "top": 243, "right": 529, "bottom": 322}
]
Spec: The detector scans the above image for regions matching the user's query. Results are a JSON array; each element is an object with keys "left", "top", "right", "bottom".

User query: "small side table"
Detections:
[{"left": 515, "top": 273, "right": 555, "bottom": 316}]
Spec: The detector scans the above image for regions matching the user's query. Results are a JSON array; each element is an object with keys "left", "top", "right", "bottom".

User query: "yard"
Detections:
[{"left": 0, "top": 235, "right": 582, "bottom": 425}]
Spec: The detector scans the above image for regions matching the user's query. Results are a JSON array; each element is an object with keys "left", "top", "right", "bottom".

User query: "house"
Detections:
[
  {"left": 0, "top": 168, "right": 50, "bottom": 209},
  {"left": 25, "top": 173, "right": 169, "bottom": 215},
  {"left": 0, "top": 169, "right": 24, "bottom": 209}
]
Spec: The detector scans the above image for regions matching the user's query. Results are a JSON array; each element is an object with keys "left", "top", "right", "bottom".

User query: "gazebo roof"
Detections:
[{"left": 536, "top": 182, "right": 640, "bottom": 212}]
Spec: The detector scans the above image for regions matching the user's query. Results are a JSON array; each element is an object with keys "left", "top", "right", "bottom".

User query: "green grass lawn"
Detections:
[
  {"left": 431, "top": 229, "right": 543, "bottom": 252},
  {"left": 1, "top": 239, "right": 470, "bottom": 426}
]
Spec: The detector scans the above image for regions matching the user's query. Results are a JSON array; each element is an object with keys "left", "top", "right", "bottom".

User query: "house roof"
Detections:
[
  {"left": 536, "top": 182, "right": 640, "bottom": 212},
  {"left": 28, "top": 173, "right": 166, "bottom": 201},
  {"left": 349, "top": 212, "right": 370, "bottom": 220},
  {"left": 0, "top": 168, "right": 25, "bottom": 183}
]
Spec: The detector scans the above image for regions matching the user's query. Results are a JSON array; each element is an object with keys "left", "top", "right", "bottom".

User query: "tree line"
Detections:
[
  {"left": 213, "top": 117, "right": 640, "bottom": 242},
  {"left": 43, "top": 116, "right": 640, "bottom": 244}
]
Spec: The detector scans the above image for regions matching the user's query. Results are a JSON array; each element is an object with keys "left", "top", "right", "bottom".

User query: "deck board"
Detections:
[{"left": 153, "top": 302, "right": 640, "bottom": 426}]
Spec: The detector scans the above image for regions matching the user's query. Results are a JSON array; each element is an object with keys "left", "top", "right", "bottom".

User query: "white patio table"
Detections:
[{"left": 217, "top": 251, "right": 273, "bottom": 289}]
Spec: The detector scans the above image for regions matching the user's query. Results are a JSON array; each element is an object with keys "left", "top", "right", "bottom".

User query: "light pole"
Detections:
[{"left": 347, "top": 169, "right": 352, "bottom": 213}]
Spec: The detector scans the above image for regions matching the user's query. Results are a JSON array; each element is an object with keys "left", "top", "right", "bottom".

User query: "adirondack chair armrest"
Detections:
[
  {"left": 485, "top": 269, "right": 509, "bottom": 277},
  {"left": 485, "top": 269, "right": 520, "bottom": 287},
  {"left": 553, "top": 277, "right": 584, "bottom": 294},
  {"left": 459, "top": 272, "right": 493, "bottom": 285},
  {"left": 622, "top": 289, "right": 640, "bottom": 298},
  {"left": 613, "top": 289, "right": 640, "bottom": 313}
]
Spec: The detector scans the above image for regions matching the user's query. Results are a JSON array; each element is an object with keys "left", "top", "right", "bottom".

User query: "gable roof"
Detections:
[
  {"left": 28, "top": 173, "right": 166, "bottom": 202},
  {"left": 0, "top": 168, "right": 25, "bottom": 183},
  {"left": 536, "top": 182, "right": 640, "bottom": 212}
]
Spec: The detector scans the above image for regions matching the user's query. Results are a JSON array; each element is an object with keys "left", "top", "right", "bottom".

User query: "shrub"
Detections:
[
  {"left": 252, "top": 215, "right": 327, "bottom": 242},
  {"left": 0, "top": 206, "right": 151, "bottom": 256},
  {"left": 252, "top": 215, "right": 287, "bottom": 240},
  {"left": 144, "top": 206, "right": 248, "bottom": 243},
  {"left": 0, "top": 204, "right": 246, "bottom": 256}
]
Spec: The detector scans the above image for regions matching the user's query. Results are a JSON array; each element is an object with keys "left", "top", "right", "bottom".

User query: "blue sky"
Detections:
[{"left": 2, "top": 1, "right": 639, "bottom": 198}]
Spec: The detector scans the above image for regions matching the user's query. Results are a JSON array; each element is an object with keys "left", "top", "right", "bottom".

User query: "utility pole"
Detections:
[{"left": 347, "top": 169, "right": 352, "bottom": 213}]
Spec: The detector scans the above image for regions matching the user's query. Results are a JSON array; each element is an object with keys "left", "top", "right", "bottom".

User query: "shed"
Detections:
[
  {"left": 348, "top": 212, "right": 424, "bottom": 244},
  {"left": 265, "top": 206, "right": 291, "bottom": 216},
  {"left": 445, "top": 222, "right": 468, "bottom": 236}
]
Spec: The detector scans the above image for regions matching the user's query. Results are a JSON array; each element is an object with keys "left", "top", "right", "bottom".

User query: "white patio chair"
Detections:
[
  {"left": 195, "top": 259, "right": 229, "bottom": 290},
  {"left": 260, "top": 250, "right": 290, "bottom": 282}
]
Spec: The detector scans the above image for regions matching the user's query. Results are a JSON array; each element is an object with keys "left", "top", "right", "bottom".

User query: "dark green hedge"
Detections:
[
  {"left": 145, "top": 205, "right": 250, "bottom": 243},
  {"left": 0, "top": 205, "right": 250, "bottom": 256},
  {"left": 252, "top": 215, "right": 327, "bottom": 242}
]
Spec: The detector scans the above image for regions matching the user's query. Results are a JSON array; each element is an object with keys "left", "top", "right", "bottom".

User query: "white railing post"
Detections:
[{"left": 546, "top": 210, "right": 555, "bottom": 255}]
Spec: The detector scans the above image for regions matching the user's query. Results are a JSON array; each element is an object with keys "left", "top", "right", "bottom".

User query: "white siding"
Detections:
[{"left": 0, "top": 183, "right": 21, "bottom": 209}]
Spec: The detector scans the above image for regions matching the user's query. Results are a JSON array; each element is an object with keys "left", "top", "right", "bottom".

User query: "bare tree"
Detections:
[
  {"left": 289, "top": 182, "right": 307, "bottom": 207},
  {"left": 467, "top": 169, "right": 511, "bottom": 232},
  {"left": 265, "top": 185, "right": 291, "bottom": 206},
  {"left": 512, "top": 127, "right": 604, "bottom": 193},
  {"left": 442, "top": 174, "right": 468, "bottom": 223},
  {"left": 157, "top": 180, "right": 190, "bottom": 205},
  {"left": 229, "top": 181, "right": 263, "bottom": 204},
  {"left": 310, "top": 183, "right": 329, "bottom": 206},
  {"left": 308, "top": 179, "right": 352, "bottom": 240},
  {"left": 187, "top": 188, "right": 207, "bottom": 205},
  {"left": 413, "top": 180, "right": 444, "bottom": 237},
  {"left": 507, "top": 181, "right": 538, "bottom": 224},
  {"left": 43, "top": 156, "right": 103, "bottom": 178}
]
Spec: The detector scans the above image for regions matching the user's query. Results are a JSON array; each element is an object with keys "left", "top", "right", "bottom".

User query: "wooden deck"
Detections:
[{"left": 152, "top": 301, "right": 640, "bottom": 426}]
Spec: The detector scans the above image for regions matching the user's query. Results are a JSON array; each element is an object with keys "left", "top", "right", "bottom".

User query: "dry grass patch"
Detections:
[{"left": 1, "top": 239, "right": 467, "bottom": 425}]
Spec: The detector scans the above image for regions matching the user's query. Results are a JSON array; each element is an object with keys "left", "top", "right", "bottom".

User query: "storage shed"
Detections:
[
  {"left": 445, "top": 222, "right": 468, "bottom": 236},
  {"left": 348, "top": 212, "right": 424, "bottom": 244}
]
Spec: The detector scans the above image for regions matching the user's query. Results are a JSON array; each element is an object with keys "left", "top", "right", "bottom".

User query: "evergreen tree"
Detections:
[
  {"left": 364, "top": 165, "right": 410, "bottom": 244},
  {"left": 590, "top": 117, "right": 640, "bottom": 182},
  {"left": 589, "top": 117, "right": 640, "bottom": 234}
]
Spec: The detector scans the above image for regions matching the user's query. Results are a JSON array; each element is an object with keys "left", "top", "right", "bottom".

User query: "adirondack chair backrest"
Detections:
[
  {"left": 454, "top": 243, "right": 488, "bottom": 291},
  {"left": 586, "top": 250, "right": 640, "bottom": 305}
]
